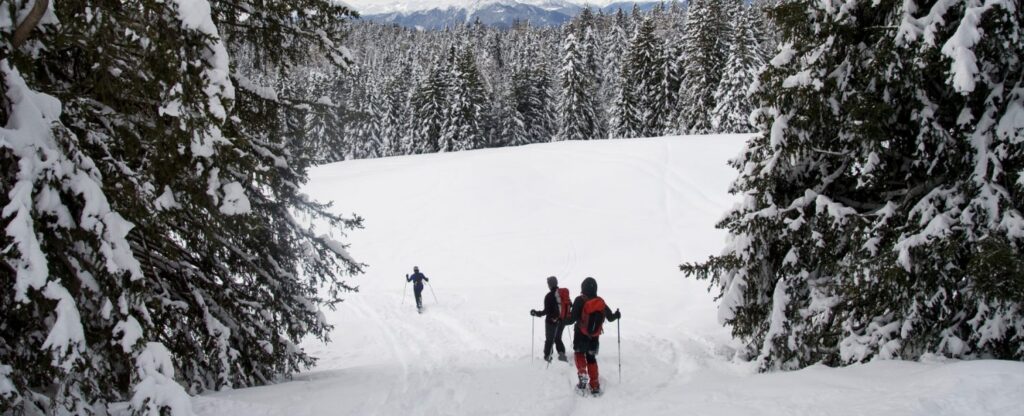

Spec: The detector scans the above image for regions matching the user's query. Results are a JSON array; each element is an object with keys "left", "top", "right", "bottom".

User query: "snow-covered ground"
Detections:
[{"left": 193, "top": 135, "right": 1024, "bottom": 416}]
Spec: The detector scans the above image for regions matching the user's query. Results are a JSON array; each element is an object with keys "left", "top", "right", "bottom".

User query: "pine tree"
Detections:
[
  {"left": 1, "top": 0, "right": 363, "bottom": 414},
  {"left": 500, "top": 91, "right": 530, "bottom": 147},
  {"left": 617, "top": 17, "right": 668, "bottom": 138},
  {"left": 602, "top": 9, "right": 631, "bottom": 135},
  {"left": 441, "top": 46, "right": 491, "bottom": 152},
  {"left": 682, "top": 0, "right": 1024, "bottom": 371},
  {"left": 411, "top": 59, "right": 450, "bottom": 153},
  {"left": 557, "top": 33, "right": 601, "bottom": 141},
  {"left": 581, "top": 27, "right": 608, "bottom": 139},
  {"left": 301, "top": 68, "right": 351, "bottom": 163},
  {"left": 381, "top": 62, "right": 416, "bottom": 157},
  {"left": 659, "top": 4, "right": 686, "bottom": 127},
  {"left": 710, "top": 5, "right": 768, "bottom": 133},
  {"left": 509, "top": 65, "right": 557, "bottom": 145},
  {"left": 675, "top": 0, "right": 734, "bottom": 134}
]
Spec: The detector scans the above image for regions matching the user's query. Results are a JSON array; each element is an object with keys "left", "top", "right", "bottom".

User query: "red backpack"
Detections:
[
  {"left": 579, "top": 296, "right": 606, "bottom": 338},
  {"left": 555, "top": 288, "right": 571, "bottom": 320}
]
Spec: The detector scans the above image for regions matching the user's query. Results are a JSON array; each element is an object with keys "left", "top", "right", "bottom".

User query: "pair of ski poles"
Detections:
[{"left": 401, "top": 275, "right": 438, "bottom": 305}]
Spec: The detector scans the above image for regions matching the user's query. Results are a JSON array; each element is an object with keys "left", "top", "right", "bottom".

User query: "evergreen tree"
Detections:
[
  {"left": 509, "top": 65, "right": 557, "bottom": 145},
  {"left": 289, "top": 68, "right": 348, "bottom": 164},
  {"left": 411, "top": 59, "right": 450, "bottom": 153},
  {"left": 441, "top": 46, "right": 491, "bottom": 152},
  {"left": 381, "top": 63, "right": 416, "bottom": 157},
  {"left": 617, "top": 17, "right": 668, "bottom": 138},
  {"left": 1, "top": 0, "right": 363, "bottom": 414},
  {"left": 499, "top": 91, "right": 530, "bottom": 147},
  {"left": 581, "top": 27, "right": 609, "bottom": 138},
  {"left": 682, "top": 0, "right": 1024, "bottom": 370},
  {"left": 602, "top": 9, "right": 631, "bottom": 135},
  {"left": 710, "top": 5, "right": 768, "bottom": 133},
  {"left": 557, "top": 33, "right": 601, "bottom": 141},
  {"left": 675, "top": 0, "right": 733, "bottom": 134},
  {"left": 659, "top": 4, "right": 686, "bottom": 127}
]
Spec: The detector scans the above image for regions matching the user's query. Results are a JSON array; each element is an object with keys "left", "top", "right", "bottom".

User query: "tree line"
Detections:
[{"left": 307, "top": 0, "right": 777, "bottom": 162}]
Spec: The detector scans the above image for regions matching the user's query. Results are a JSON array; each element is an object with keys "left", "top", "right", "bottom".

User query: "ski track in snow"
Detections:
[{"left": 193, "top": 136, "right": 1024, "bottom": 416}]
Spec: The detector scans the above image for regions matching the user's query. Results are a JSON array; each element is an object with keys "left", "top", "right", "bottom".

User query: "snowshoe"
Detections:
[
  {"left": 590, "top": 386, "right": 603, "bottom": 397},
  {"left": 575, "top": 375, "right": 588, "bottom": 396}
]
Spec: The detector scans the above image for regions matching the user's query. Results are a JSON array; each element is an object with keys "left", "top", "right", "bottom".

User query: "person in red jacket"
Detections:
[{"left": 565, "top": 277, "right": 620, "bottom": 396}]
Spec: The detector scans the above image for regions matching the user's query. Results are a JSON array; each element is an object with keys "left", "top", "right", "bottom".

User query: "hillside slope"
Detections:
[{"left": 190, "top": 135, "right": 1024, "bottom": 416}]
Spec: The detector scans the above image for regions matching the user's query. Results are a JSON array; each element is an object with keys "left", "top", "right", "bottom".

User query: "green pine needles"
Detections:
[
  {"left": 1, "top": 0, "right": 363, "bottom": 413},
  {"left": 683, "top": 0, "right": 1024, "bottom": 371}
]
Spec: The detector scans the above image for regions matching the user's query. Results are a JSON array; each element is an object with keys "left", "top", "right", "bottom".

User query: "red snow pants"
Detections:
[{"left": 574, "top": 352, "right": 599, "bottom": 389}]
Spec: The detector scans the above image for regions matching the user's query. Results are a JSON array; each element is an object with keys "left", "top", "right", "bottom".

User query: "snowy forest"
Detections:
[
  {"left": 1, "top": 0, "right": 1022, "bottom": 414},
  {"left": 277, "top": 1, "right": 777, "bottom": 162}
]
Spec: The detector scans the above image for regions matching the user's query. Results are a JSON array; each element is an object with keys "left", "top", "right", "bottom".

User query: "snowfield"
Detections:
[{"left": 192, "top": 135, "right": 1024, "bottom": 416}]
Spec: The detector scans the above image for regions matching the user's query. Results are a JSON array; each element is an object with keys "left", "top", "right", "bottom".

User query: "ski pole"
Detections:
[
  {"left": 402, "top": 275, "right": 409, "bottom": 305},
  {"left": 427, "top": 281, "right": 439, "bottom": 304},
  {"left": 617, "top": 316, "right": 621, "bottom": 384},
  {"left": 531, "top": 316, "right": 535, "bottom": 364}
]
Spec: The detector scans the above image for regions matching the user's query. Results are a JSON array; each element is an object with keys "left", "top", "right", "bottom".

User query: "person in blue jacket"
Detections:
[{"left": 407, "top": 266, "right": 429, "bottom": 310}]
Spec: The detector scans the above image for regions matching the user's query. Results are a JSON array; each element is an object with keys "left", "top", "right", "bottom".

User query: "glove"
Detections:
[
  {"left": 614, "top": 309, "right": 622, "bottom": 320},
  {"left": 530, "top": 310, "right": 539, "bottom": 317}
]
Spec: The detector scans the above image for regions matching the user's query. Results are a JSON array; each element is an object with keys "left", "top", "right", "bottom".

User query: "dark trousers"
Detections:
[
  {"left": 413, "top": 285, "right": 423, "bottom": 308},
  {"left": 544, "top": 320, "right": 566, "bottom": 359}
]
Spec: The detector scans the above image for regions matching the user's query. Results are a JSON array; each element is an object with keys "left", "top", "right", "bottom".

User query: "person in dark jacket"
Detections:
[
  {"left": 564, "top": 276, "right": 620, "bottom": 395},
  {"left": 407, "top": 266, "right": 429, "bottom": 310},
  {"left": 530, "top": 276, "right": 568, "bottom": 363}
]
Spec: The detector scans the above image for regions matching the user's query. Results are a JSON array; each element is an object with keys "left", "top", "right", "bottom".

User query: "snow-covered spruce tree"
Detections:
[
  {"left": 658, "top": 16, "right": 685, "bottom": 133},
  {"left": 411, "top": 58, "right": 451, "bottom": 153},
  {"left": 509, "top": 66, "right": 557, "bottom": 145},
  {"left": 381, "top": 64, "right": 416, "bottom": 157},
  {"left": 710, "top": 5, "right": 768, "bottom": 133},
  {"left": 354, "top": 89, "right": 387, "bottom": 159},
  {"left": 617, "top": 17, "right": 668, "bottom": 138},
  {"left": 682, "top": 0, "right": 1024, "bottom": 371},
  {"left": 557, "top": 32, "right": 601, "bottom": 141},
  {"left": 675, "top": 0, "right": 734, "bottom": 134},
  {"left": 440, "top": 46, "right": 491, "bottom": 152},
  {"left": 499, "top": 92, "right": 529, "bottom": 147},
  {"left": 602, "top": 9, "right": 631, "bottom": 136},
  {"left": 298, "top": 70, "right": 349, "bottom": 164},
  {"left": 1, "top": 0, "right": 363, "bottom": 413},
  {"left": 752, "top": 0, "right": 782, "bottom": 61},
  {"left": 581, "top": 27, "right": 609, "bottom": 139}
]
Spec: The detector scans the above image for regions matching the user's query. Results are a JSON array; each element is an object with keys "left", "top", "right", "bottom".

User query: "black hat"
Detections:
[
  {"left": 546, "top": 276, "right": 558, "bottom": 289},
  {"left": 581, "top": 277, "right": 597, "bottom": 297}
]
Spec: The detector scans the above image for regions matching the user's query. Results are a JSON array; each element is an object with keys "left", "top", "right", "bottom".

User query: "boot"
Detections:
[
  {"left": 557, "top": 353, "right": 568, "bottom": 362},
  {"left": 576, "top": 374, "right": 588, "bottom": 391},
  {"left": 590, "top": 386, "right": 603, "bottom": 396}
]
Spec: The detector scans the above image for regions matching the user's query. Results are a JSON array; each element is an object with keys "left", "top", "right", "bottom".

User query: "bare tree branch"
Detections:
[{"left": 12, "top": 0, "right": 49, "bottom": 48}]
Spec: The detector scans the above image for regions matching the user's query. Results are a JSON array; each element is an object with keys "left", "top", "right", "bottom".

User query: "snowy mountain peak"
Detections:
[{"left": 361, "top": 0, "right": 662, "bottom": 29}]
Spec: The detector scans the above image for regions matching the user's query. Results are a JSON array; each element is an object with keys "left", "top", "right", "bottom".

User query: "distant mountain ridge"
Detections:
[{"left": 364, "top": 1, "right": 664, "bottom": 29}]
